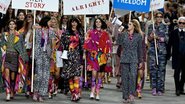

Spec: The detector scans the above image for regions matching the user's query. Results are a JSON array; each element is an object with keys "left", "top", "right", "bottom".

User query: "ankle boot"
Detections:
[
  {"left": 6, "top": 88, "right": 11, "bottom": 101},
  {"left": 95, "top": 94, "right": 100, "bottom": 101},
  {"left": 90, "top": 92, "right": 95, "bottom": 99},
  {"left": 6, "top": 93, "right": 10, "bottom": 101}
]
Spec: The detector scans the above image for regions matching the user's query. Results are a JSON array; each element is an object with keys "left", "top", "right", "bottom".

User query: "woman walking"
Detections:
[
  {"left": 61, "top": 17, "right": 84, "bottom": 101},
  {"left": 20, "top": 13, "right": 34, "bottom": 97},
  {"left": 148, "top": 11, "right": 168, "bottom": 96},
  {"left": 117, "top": 19, "right": 143, "bottom": 103},
  {"left": 33, "top": 16, "right": 55, "bottom": 102},
  {"left": 48, "top": 17, "right": 64, "bottom": 98},
  {"left": 84, "top": 18, "right": 112, "bottom": 101},
  {"left": 0, "top": 20, "right": 28, "bottom": 101}
]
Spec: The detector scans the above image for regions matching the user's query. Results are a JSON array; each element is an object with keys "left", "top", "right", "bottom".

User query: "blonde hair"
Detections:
[
  {"left": 131, "top": 19, "right": 143, "bottom": 35},
  {"left": 50, "top": 17, "right": 59, "bottom": 28}
]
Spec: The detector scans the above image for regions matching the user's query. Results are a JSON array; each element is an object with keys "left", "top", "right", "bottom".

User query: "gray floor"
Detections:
[{"left": 0, "top": 61, "right": 185, "bottom": 104}]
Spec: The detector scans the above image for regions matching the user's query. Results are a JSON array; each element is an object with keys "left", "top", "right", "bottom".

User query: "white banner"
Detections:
[
  {"left": 12, "top": 0, "right": 59, "bottom": 12},
  {"left": 0, "top": 0, "right": 11, "bottom": 14},
  {"left": 150, "top": 0, "right": 164, "bottom": 11},
  {"left": 63, "top": 0, "right": 109, "bottom": 15}
]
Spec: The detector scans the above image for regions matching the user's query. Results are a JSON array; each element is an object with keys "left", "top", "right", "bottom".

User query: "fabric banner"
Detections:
[
  {"left": 0, "top": 0, "right": 11, "bottom": 14},
  {"left": 63, "top": 0, "right": 109, "bottom": 15},
  {"left": 114, "top": 9, "right": 130, "bottom": 17},
  {"left": 150, "top": 0, "right": 164, "bottom": 11},
  {"left": 113, "top": 0, "right": 150, "bottom": 12},
  {"left": 12, "top": 0, "right": 59, "bottom": 12}
]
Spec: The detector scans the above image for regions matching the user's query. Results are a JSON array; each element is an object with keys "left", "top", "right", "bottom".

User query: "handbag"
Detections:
[
  {"left": 5, "top": 50, "right": 18, "bottom": 64},
  {"left": 61, "top": 50, "right": 68, "bottom": 59},
  {"left": 56, "top": 51, "right": 63, "bottom": 67}
]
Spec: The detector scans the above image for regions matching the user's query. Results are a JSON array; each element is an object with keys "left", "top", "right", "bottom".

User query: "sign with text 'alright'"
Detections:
[
  {"left": 113, "top": 0, "right": 151, "bottom": 12},
  {"left": 0, "top": 0, "right": 11, "bottom": 14},
  {"left": 63, "top": 0, "right": 109, "bottom": 15},
  {"left": 12, "top": 0, "right": 59, "bottom": 12}
]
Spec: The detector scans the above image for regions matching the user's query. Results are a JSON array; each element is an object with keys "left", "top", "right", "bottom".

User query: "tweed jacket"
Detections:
[
  {"left": 0, "top": 32, "right": 28, "bottom": 63},
  {"left": 117, "top": 32, "right": 143, "bottom": 64}
]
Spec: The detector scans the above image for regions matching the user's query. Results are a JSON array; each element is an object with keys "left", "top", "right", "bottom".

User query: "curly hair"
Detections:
[{"left": 93, "top": 18, "right": 107, "bottom": 30}]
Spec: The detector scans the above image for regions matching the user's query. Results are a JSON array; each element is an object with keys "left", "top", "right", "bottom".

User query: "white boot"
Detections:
[
  {"left": 6, "top": 94, "right": 10, "bottom": 101},
  {"left": 95, "top": 94, "right": 100, "bottom": 101},
  {"left": 90, "top": 92, "right": 95, "bottom": 99}
]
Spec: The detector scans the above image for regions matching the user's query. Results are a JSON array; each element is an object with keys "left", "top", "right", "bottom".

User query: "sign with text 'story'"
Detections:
[
  {"left": 113, "top": 0, "right": 151, "bottom": 12},
  {"left": 0, "top": 0, "right": 11, "bottom": 14},
  {"left": 63, "top": 0, "right": 109, "bottom": 15},
  {"left": 12, "top": 0, "right": 59, "bottom": 12}
]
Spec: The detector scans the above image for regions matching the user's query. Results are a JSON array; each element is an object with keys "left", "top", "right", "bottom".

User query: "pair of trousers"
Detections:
[
  {"left": 121, "top": 63, "right": 137, "bottom": 99},
  {"left": 174, "top": 54, "right": 185, "bottom": 92}
]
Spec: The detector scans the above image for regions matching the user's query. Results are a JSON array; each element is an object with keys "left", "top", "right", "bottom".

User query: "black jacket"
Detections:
[{"left": 167, "top": 29, "right": 185, "bottom": 69}]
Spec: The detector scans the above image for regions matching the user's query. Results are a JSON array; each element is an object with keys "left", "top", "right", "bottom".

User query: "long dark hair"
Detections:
[
  {"left": 3, "top": 7, "right": 15, "bottom": 31},
  {"left": 16, "top": 10, "right": 26, "bottom": 30},
  {"left": 22, "top": 13, "right": 34, "bottom": 37},
  {"left": 93, "top": 18, "right": 107, "bottom": 30},
  {"left": 67, "top": 17, "right": 83, "bottom": 35},
  {"left": 5, "top": 7, "right": 15, "bottom": 21},
  {"left": 16, "top": 10, "right": 26, "bottom": 20},
  {"left": 7, "top": 19, "right": 17, "bottom": 31},
  {"left": 39, "top": 16, "right": 51, "bottom": 28}
]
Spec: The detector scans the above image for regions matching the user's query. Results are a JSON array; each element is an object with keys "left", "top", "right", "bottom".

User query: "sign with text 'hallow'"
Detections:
[
  {"left": 12, "top": 0, "right": 59, "bottom": 12},
  {"left": 0, "top": 0, "right": 11, "bottom": 14},
  {"left": 63, "top": 0, "right": 109, "bottom": 15},
  {"left": 113, "top": 0, "right": 150, "bottom": 12}
]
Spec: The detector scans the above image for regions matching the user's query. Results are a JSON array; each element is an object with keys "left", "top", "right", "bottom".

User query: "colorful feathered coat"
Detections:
[
  {"left": 0, "top": 31, "right": 28, "bottom": 92},
  {"left": 84, "top": 29, "right": 112, "bottom": 71}
]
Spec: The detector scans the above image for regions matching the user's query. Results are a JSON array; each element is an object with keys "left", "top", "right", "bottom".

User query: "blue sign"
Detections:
[{"left": 113, "top": 0, "right": 150, "bottom": 12}]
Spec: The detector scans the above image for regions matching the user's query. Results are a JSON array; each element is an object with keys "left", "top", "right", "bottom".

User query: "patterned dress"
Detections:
[
  {"left": 61, "top": 30, "right": 84, "bottom": 79},
  {"left": 34, "top": 28, "right": 55, "bottom": 96}
]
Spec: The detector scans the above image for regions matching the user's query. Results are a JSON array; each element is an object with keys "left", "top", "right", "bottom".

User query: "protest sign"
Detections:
[
  {"left": 63, "top": 0, "right": 109, "bottom": 15},
  {"left": 12, "top": 0, "right": 59, "bottom": 12},
  {"left": 150, "top": 0, "right": 164, "bottom": 11},
  {"left": 0, "top": 0, "right": 11, "bottom": 14},
  {"left": 113, "top": 0, "right": 150, "bottom": 12}
]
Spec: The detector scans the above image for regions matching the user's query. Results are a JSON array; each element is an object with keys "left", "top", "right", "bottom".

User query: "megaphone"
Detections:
[
  {"left": 112, "top": 17, "right": 123, "bottom": 26},
  {"left": 112, "top": 17, "right": 128, "bottom": 29},
  {"left": 61, "top": 50, "right": 68, "bottom": 59}
]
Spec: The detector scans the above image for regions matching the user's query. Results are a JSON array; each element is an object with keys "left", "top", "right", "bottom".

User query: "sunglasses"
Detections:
[
  {"left": 156, "top": 16, "right": 163, "bottom": 18},
  {"left": 179, "top": 22, "right": 185, "bottom": 25}
]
